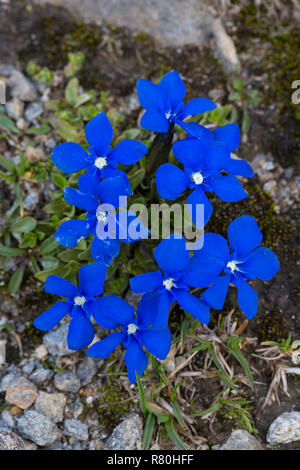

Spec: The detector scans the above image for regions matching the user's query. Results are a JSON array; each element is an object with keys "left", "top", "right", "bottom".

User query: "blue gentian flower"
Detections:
[
  {"left": 193, "top": 216, "right": 280, "bottom": 319},
  {"left": 185, "top": 122, "right": 254, "bottom": 178},
  {"left": 52, "top": 112, "right": 148, "bottom": 195},
  {"left": 87, "top": 295, "right": 172, "bottom": 383},
  {"left": 136, "top": 70, "right": 216, "bottom": 134},
  {"left": 54, "top": 176, "right": 148, "bottom": 265},
  {"left": 130, "top": 234, "right": 218, "bottom": 328},
  {"left": 33, "top": 263, "right": 107, "bottom": 350},
  {"left": 156, "top": 138, "right": 248, "bottom": 227}
]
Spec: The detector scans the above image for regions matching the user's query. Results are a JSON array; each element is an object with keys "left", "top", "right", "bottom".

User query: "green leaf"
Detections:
[
  {"left": 74, "top": 93, "right": 92, "bottom": 109},
  {"left": 29, "top": 255, "right": 40, "bottom": 274},
  {"left": 0, "top": 171, "right": 15, "bottom": 182},
  {"left": 242, "top": 106, "right": 250, "bottom": 134},
  {"left": 142, "top": 413, "right": 156, "bottom": 450},
  {"left": 39, "top": 237, "right": 59, "bottom": 255},
  {"left": 0, "top": 114, "right": 20, "bottom": 134},
  {"left": 12, "top": 217, "right": 37, "bottom": 233},
  {"left": 8, "top": 266, "right": 25, "bottom": 293},
  {"left": 25, "top": 126, "right": 51, "bottom": 135},
  {"left": 232, "top": 77, "right": 245, "bottom": 93},
  {"left": 128, "top": 168, "right": 145, "bottom": 191},
  {"left": 0, "top": 245, "right": 26, "bottom": 257},
  {"left": 40, "top": 256, "right": 60, "bottom": 270},
  {"left": 65, "top": 78, "right": 79, "bottom": 106},
  {"left": 0, "top": 155, "right": 16, "bottom": 173},
  {"left": 34, "top": 264, "right": 70, "bottom": 282},
  {"left": 171, "top": 400, "right": 185, "bottom": 427},
  {"left": 65, "top": 51, "right": 85, "bottom": 77},
  {"left": 51, "top": 117, "right": 79, "bottom": 142},
  {"left": 52, "top": 173, "right": 67, "bottom": 189},
  {"left": 164, "top": 420, "right": 187, "bottom": 450},
  {"left": 135, "top": 373, "right": 148, "bottom": 414},
  {"left": 227, "top": 336, "right": 254, "bottom": 390}
]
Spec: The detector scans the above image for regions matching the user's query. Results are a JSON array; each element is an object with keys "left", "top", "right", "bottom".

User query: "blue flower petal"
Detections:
[
  {"left": 52, "top": 142, "right": 88, "bottom": 174},
  {"left": 91, "top": 237, "right": 120, "bottom": 265},
  {"left": 78, "top": 262, "right": 107, "bottom": 297},
  {"left": 87, "top": 332, "right": 125, "bottom": 358},
  {"left": 154, "top": 234, "right": 190, "bottom": 274},
  {"left": 140, "top": 110, "right": 170, "bottom": 133},
  {"left": 136, "top": 291, "right": 162, "bottom": 326},
  {"left": 174, "top": 289, "right": 210, "bottom": 324},
  {"left": 54, "top": 219, "right": 90, "bottom": 248},
  {"left": 95, "top": 175, "right": 132, "bottom": 208},
  {"left": 110, "top": 140, "right": 148, "bottom": 165},
  {"left": 180, "top": 233, "right": 229, "bottom": 288},
  {"left": 89, "top": 298, "right": 119, "bottom": 329},
  {"left": 152, "top": 291, "right": 172, "bottom": 329},
  {"left": 93, "top": 295, "right": 134, "bottom": 326},
  {"left": 203, "top": 142, "right": 230, "bottom": 173},
  {"left": 224, "top": 158, "right": 254, "bottom": 178},
  {"left": 115, "top": 210, "right": 149, "bottom": 243},
  {"left": 172, "top": 138, "right": 207, "bottom": 171},
  {"left": 33, "top": 301, "right": 70, "bottom": 331},
  {"left": 201, "top": 275, "right": 231, "bottom": 310},
  {"left": 45, "top": 275, "right": 78, "bottom": 297},
  {"left": 130, "top": 271, "right": 163, "bottom": 294},
  {"left": 156, "top": 163, "right": 188, "bottom": 200},
  {"left": 241, "top": 246, "right": 280, "bottom": 281},
  {"left": 64, "top": 188, "right": 98, "bottom": 212},
  {"left": 124, "top": 336, "right": 148, "bottom": 383},
  {"left": 137, "top": 79, "right": 168, "bottom": 112},
  {"left": 181, "top": 97, "right": 216, "bottom": 118},
  {"left": 228, "top": 215, "right": 263, "bottom": 258},
  {"left": 235, "top": 278, "right": 258, "bottom": 319},
  {"left": 78, "top": 172, "right": 99, "bottom": 196},
  {"left": 67, "top": 313, "right": 95, "bottom": 350},
  {"left": 214, "top": 123, "right": 240, "bottom": 151},
  {"left": 85, "top": 112, "right": 113, "bottom": 154},
  {"left": 159, "top": 70, "right": 185, "bottom": 109},
  {"left": 140, "top": 328, "right": 172, "bottom": 360},
  {"left": 187, "top": 187, "right": 213, "bottom": 228},
  {"left": 211, "top": 175, "right": 248, "bottom": 202}
]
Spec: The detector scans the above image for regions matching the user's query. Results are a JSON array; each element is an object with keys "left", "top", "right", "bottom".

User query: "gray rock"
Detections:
[
  {"left": 54, "top": 371, "right": 81, "bottom": 393},
  {"left": 17, "top": 410, "right": 59, "bottom": 446},
  {"left": 23, "top": 191, "right": 39, "bottom": 211},
  {"left": 0, "top": 64, "right": 13, "bottom": 76},
  {"left": 43, "top": 323, "right": 76, "bottom": 356},
  {"left": 5, "top": 98, "right": 24, "bottom": 120},
  {"left": 29, "top": 366, "right": 53, "bottom": 385},
  {"left": 267, "top": 412, "right": 300, "bottom": 445},
  {"left": 211, "top": 18, "right": 240, "bottom": 75},
  {"left": 76, "top": 357, "right": 96, "bottom": 385},
  {"left": 0, "top": 419, "right": 11, "bottom": 432},
  {"left": 35, "top": 391, "right": 66, "bottom": 423},
  {"left": 36, "top": 0, "right": 213, "bottom": 47},
  {"left": 25, "top": 102, "right": 43, "bottom": 122},
  {"left": 5, "top": 376, "right": 38, "bottom": 410},
  {"left": 73, "top": 398, "right": 84, "bottom": 419},
  {"left": 1, "top": 410, "right": 15, "bottom": 428},
  {"left": 125, "top": 290, "right": 142, "bottom": 310},
  {"left": 220, "top": 429, "right": 264, "bottom": 450},
  {"left": 16, "top": 118, "right": 29, "bottom": 130},
  {"left": 22, "top": 361, "right": 36, "bottom": 375},
  {"left": 0, "top": 430, "right": 25, "bottom": 450},
  {"left": 8, "top": 69, "right": 37, "bottom": 102},
  {"left": 104, "top": 413, "right": 143, "bottom": 450},
  {"left": 64, "top": 418, "right": 89, "bottom": 441},
  {"left": 45, "top": 138, "right": 57, "bottom": 149}
]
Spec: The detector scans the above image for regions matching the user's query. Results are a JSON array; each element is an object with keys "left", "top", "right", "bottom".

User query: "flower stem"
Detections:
[{"left": 146, "top": 124, "right": 174, "bottom": 177}]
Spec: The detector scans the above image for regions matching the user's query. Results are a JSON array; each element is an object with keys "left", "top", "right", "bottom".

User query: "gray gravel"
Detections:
[
  {"left": 54, "top": 371, "right": 81, "bottom": 393},
  {"left": 267, "top": 412, "right": 300, "bottom": 445},
  {"left": 104, "top": 413, "right": 143, "bottom": 450},
  {"left": 17, "top": 410, "right": 60, "bottom": 446},
  {"left": 220, "top": 429, "right": 264, "bottom": 450}
]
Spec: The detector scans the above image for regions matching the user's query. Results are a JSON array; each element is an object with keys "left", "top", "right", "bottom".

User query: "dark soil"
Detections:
[{"left": 0, "top": 0, "right": 299, "bottom": 448}]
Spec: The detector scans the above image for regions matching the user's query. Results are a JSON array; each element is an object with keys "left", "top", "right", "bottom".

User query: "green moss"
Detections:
[
  {"left": 256, "top": 307, "right": 288, "bottom": 342},
  {"left": 96, "top": 372, "right": 134, "bottom": 430}
]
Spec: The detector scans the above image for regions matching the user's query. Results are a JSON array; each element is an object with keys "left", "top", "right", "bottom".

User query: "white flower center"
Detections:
[
  {"left": 191, "top": 172, "right": 204, "bottom": 185},
  {"left": 96, "top": 210, "right": 108, "bottom": 224},
  {"left": 94, "top": 157, "right": 107, "bottom": 169},
  {"left": 127, "top": 323, "right": 138, "bottom": 335},
  {"left": 226, "top": 260, "right": 239, "bottom": 273},
  {"left": 74, "top": 296, "right": 86, "bottom": 306},
  {"left": 163, "top": 278, "right": 176, "bottom": 291},
  {"left": 165, "top": 110, "right": 172, "bottom": 119}
]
